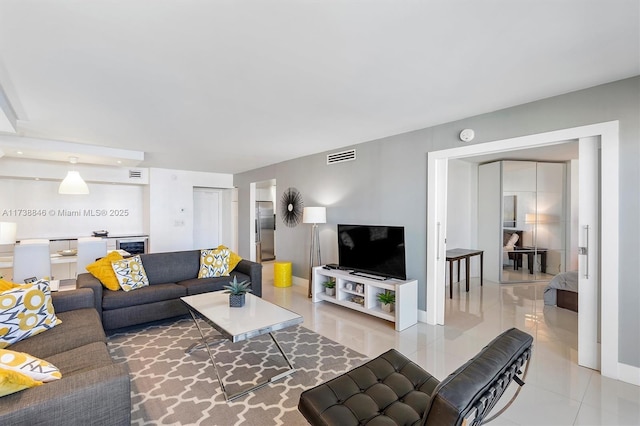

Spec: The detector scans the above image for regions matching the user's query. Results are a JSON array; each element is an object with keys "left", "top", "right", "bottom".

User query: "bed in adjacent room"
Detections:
[{"left": 544, "top": 270, "right": 579, "bottom": 312}]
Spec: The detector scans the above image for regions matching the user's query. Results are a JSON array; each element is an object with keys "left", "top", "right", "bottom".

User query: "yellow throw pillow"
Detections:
[
  {"left": 198, "top": 247, "right": 230, "bottom": 278},
  {"left": 0, "top": 281, "right": 61, "bottom": 349},
  {"left": 0, "top": 279, "right": 21, "bottom": 292},
  {"left": 0, "top": 368, "right": 42, "bottom": 397},
  {"left": 216, "top": 245, "right": 242, "bottom": 272},
  {"left": 86, "top": 251, "right": 124, "bottom": 291},
  {"left": 0, "top": 349, "right": 61, "bottom": 382},
  {"left": 111, "top": 255, "right": 149, "bottom": 292}
]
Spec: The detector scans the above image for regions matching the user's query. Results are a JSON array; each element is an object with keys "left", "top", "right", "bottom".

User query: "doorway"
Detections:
[
  {"left": 254, "top": 179, "right": 277, "bottom": 263},
  {"left": 193, "top": 187, "right": 221, "bottom": 250},
  {"left": 426, "top": 121, "right": 619, "bottom": 379}
]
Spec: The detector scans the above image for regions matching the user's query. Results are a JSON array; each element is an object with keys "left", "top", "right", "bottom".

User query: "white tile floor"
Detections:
[{"left": 261, "top": 264, "right": 640, "bottom": 425}]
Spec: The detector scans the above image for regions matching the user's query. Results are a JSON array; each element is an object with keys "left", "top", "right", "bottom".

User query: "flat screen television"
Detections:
[{"left": 337, "top": 224, "right": 407, "bottom": 280}]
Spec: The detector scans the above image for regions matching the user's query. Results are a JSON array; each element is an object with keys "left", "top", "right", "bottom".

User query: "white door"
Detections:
[
  {"left": 578, "top": 136, "right": 600, "bottom": 370},
  {"left": 427, "top": 157, "right": 448, "bottom": 324},
  {"left": 193, "top": 188, "right": 221, "bottom": 250}
]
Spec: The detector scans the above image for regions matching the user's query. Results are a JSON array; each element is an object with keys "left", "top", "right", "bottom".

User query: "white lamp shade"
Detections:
[
  {"left": 0, "top": 222, "right": 17, "bottom": 244},
  {"left": 525, "top": 213, "right": 554, "bottom": 224},
  {"left": 303, "top": 207, "right": 326, "bottom": 224},
  {"left": 59, "top": 171, "right": 89, "bottom": 194}
]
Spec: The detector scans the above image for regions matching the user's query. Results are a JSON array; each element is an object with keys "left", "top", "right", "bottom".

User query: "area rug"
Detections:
[{"left": 107, "top": 317, "right": 368, "bottom": 425}]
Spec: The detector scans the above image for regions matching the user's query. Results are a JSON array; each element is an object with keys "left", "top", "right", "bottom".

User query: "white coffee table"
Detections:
[{"left": 181, "top": 292, "right": 303, "bottom": 401}]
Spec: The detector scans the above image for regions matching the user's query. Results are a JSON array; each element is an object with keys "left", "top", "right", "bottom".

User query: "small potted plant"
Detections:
[
  {"left": 323, "top": 280, "right": 336, "bottom": 296},
  {"left": 223, "top": 276, "right": 252, "bottom": 307},
  {"left": 377, "top": 291, "right": 395, "bottom": 313}
]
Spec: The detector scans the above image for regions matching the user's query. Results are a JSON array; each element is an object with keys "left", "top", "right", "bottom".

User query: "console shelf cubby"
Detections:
[{"left": 311, "top": 266, "right": 418, "bottom": 331}]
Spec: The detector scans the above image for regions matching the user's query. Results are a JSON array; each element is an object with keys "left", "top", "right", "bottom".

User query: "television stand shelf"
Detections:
[{"left": 312, "top": 266, "right": 418, "bottom": 331}]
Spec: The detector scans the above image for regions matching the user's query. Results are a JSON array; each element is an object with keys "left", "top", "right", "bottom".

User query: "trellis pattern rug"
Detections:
[{"left": 107, "top": 317, "right": 368, "bottom": 425}]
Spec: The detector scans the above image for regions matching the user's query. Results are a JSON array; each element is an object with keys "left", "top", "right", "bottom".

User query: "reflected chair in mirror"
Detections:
[
  {"left": 76, "top": 237, "right": 108, "bottom": 275},
  {"left": 12, "top": 240, "right": 51, "bottom": 283}
]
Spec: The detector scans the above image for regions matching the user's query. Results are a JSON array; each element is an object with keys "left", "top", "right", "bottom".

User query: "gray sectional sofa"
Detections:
[
  {"left": 0, "top": 288, "right": 131, "bottom": 424},
  {"left": 77, "top": 249, "right": 263, "bottom": 330}
]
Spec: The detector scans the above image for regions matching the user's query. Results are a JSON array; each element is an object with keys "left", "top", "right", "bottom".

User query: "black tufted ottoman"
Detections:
[{"left": 298, "top": 327, "right": 533, "bottom": 426}]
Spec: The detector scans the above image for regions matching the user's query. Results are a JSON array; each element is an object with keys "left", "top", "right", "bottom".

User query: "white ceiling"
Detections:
[{"left": 0, "top": 1, "right": 637, "bottom": 173}]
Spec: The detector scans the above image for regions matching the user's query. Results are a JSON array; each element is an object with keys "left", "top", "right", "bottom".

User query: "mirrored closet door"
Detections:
[{"left": 479, "top": 160, "right": 567, "bottom": 283}]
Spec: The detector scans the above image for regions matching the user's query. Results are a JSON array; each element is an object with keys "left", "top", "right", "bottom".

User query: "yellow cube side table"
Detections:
[{"left": 273, "top": 261, "right": 292, "bottom": 288}]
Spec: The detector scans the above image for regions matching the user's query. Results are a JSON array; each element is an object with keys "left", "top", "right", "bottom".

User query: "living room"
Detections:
[{"left": 0, "top": 1, "right": 639, "bottom": 425}]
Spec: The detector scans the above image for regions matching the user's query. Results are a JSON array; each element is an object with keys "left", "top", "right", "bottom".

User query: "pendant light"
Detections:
[{"left": 58, "top": 156, "right": 89, "bottom": 194}]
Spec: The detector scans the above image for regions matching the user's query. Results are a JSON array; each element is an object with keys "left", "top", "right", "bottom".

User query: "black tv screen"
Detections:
[{"left": 337, "top": 224, "right": 407, "bottom": 280}]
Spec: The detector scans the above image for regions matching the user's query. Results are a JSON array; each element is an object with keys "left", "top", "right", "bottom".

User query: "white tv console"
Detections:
[{"left": 311, "top": 266, "right": 418, "bottom": 331}]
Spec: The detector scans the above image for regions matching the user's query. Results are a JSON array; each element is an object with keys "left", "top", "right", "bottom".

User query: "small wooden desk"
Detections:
[
  {"left": 446, "top": 248, "right": 484, "bottom": 299},
  {"left": 511, "top": 247, "right": 547, "bottom": 274}
]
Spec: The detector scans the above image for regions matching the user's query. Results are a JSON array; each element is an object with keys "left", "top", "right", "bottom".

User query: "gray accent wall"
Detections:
[{"left": 234, "top": 76, "right": 640, "bottom": 368}]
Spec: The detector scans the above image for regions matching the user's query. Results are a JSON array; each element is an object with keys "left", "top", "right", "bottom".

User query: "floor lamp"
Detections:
[{"left": 303, "top": 207, "right": 326, "bottom": 298}]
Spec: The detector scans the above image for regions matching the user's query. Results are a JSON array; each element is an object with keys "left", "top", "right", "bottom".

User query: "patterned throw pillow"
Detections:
[
  {"left": 217, "top": 245, "right": 243, "bottom": 272},
  {"left": 0, "top": 281, "right": 61, "bottom": 349},
  {"left": 111, "top": 255, "right": 150, "bottom": 292},
  {"left": 85, "top": 251, "right": 125, "bottom": 291},
  {"left": 0, "top": 368, "right": 42, "bottom": 397},
  {"left": 0, "top": 349, "right": 61, "bottom": 382},
  {"left": 198, "top": 247, "right": 230, "bottom": 278}
]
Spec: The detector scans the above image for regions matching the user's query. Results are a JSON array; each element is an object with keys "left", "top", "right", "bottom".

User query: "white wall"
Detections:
[
  {"left": 568, "top": 160, "right": 579, "bottom": 270},
  {"left": 147, "top": 168, "right": 234, "bottom": 252},
  {"left": 446, "top": 159, "right": 479, "bottom": 278},
  {"left": 477, "top": 162, "right": 502, "bottom": 282},
  {"left": 0, "top": 178, "right": 145, "bottom": 239},
  {"left": 0, "top": 159, "right": 236, "bottom": 254},
  {"left": 0, "top": 157, "right": 148, "bottom": 239}
]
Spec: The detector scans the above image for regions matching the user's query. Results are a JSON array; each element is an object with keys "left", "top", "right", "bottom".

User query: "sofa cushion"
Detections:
[
  {"left": 8, "top": 308, "right": 106, "bottom": 359},
  {"left": 139, "top": 250, "right": 200, "bottom": 285},
  {"left": 179, "top": 271, "right": 251, "bottom": 296},
  {"left": 47, "top": 342, "right": 113, "bottom": 378},
  {"left": 0, "top": 281, "right": 61, "bottom": 349},
  {"left": 0, "top": 349, "right": 61, "bottom": 382},
  {"left": 0, "top": 279, "right": 20, "bottom": 292},
  {"left": 112, "top": 255, "right": 150, "bottom": 292},
  {"left": 226, "top": 246, "right": 243, "bottom": 272},
  {"left": 102, "top": 283, "right": 187, "bottom": 311},
  {"left": 0, "top": 368, "right": 41, "bottom": 397},
  {"left": 86, "top": 251, "right": 124, "bottom": 291},
  {"left": 198, "top": 247, "right": 230, "bottom": 278}
]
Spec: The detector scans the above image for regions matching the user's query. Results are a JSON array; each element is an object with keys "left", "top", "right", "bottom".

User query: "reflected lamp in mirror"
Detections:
[
  {"left": 525, "top": 213, "right": 555, "bottom": 224},
  {"left": 0, "top": 222, "right": 17, "bottom": 244}
]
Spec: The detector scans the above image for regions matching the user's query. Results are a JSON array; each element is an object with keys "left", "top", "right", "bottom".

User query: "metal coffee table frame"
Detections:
[{"left": 181, "top": 293, "right": 303, "bottom": 401}]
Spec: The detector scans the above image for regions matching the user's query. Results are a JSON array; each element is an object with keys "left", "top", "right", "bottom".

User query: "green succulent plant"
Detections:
[
  {"left": 223, "top": 276, "right": 253, "bottom": 295},
  {"left": 322, "top": 280, "right": 335, "bottom": 289},
  {"left": 376, "top": 291, "right": 395, "bottom": 305}
]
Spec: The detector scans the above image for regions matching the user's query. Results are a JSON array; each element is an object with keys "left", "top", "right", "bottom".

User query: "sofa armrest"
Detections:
[
  {"left": 0, "top": 363, "right": 131, "bottom": 425},
  {"left": 51, "top": 288, "right": 95, "bottom": 313},
  {"left": 235, "top": 259, "right": 263, "bottom": 297},
  {"left": 76, "top": 273, "right": 103, "bottom": 320}
]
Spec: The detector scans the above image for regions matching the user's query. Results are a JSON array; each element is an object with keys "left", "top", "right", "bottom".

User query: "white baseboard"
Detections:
[
  {"left": 292, "top": 276, "right": 307, "bottom": 287},
  {"left": 418, "top": 309, "right": 428, "bottom": 324},
  {"left": 618, "top": 362, "right": 640, "bottom": 386}
]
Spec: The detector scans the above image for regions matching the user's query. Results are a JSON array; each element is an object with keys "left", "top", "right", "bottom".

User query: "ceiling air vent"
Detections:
[
  {"left": 327, "top": 149, "right": 356, "bottom": 165},
  {"left": 129, "top": 169, "right": 143, "bottom": 179}
]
